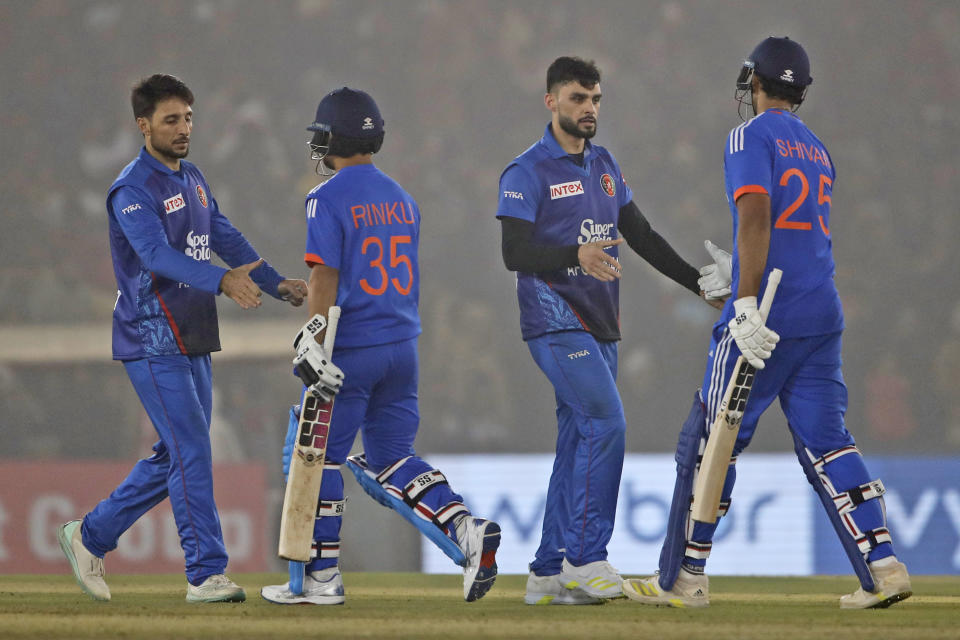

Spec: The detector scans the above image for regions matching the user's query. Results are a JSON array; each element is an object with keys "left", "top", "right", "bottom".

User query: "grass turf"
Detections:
[{"left": 1, "top": 573, "right": 958, "bottom": 639}]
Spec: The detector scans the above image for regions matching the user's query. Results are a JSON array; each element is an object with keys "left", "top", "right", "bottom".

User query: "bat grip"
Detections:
[
  {"left": 323, "top": 306, "right": 341, "bottom": 352},
  {"left": 758, "top": 268, "right": 782, "bottom": 321}
]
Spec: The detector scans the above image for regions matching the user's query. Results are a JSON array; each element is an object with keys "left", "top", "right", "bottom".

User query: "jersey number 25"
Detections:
[{"left": 775, "top": 168, "right": 832, "bottom": 236}]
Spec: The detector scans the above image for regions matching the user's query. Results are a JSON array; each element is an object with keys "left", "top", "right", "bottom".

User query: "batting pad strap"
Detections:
[
  {"left": 403, "top": 470, "right": 450, "bottom": 506},
  {"left": 310, "top": 540, "right": 340, "bottom": 559},
  {"left": 810, "top": 445, "right": 859, "bottom": 472},
  {"left": 833, "top": 480, "right": 885, "bottom": 515},
  {"left": 323, "top": 462, "right": 342, "bottom": 470},
  {"left": 315, "top": 499, "right": 346, "bottom": 518},
  {"left": 685, "top": 540, "right": 712, "bottom": 560},
  {"left": 376, "top": 456, "right": 412, "bottom": 484},
  {"left": 717, "top": 499, "right": 731, "bottom": 519},
  {"left": 855, "top": 527, "right": 892, "bottom": 554}
]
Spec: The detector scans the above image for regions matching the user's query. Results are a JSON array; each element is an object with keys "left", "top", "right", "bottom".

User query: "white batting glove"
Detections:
[
  {"left": 698, "top": 240, "right": 733, "bottom": 301},
  {"left": 292, "top": 319, "right": 344, "bottom": 402},
  {"left": 728, "top": 296, "right": 780, "bottom": 369}
]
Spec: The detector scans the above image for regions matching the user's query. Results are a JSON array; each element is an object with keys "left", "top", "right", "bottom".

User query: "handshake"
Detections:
[{"left": 292, "top": 312, "right": 344, "bottom": 403}]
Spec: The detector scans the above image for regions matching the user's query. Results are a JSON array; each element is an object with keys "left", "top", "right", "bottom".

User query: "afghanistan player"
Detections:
[
  {"left": 623, "top": 37, "right": 912, "bottom": 609},
  {"left": 260, "top": 88, "right": 500, "bottom": 605},
  {"left": 496, "top": 57, "right": 726, "bottom": 605},
  {"left": 57, "top": 74, "right": 308, "bottom": 602}
]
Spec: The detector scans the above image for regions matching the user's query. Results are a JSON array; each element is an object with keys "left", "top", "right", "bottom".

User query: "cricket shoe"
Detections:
[
  {"left": 459, "top": 517, "right": 501, "bottom": 602},
  {"left": 524, "top": 572, "right": 603, "bottom": 605},
  {"left": 622, "top": 569, "right": 709, "bottom": 608},
  {"left": 186, "top": 574, "right": 246, "bottom": 603},
  {"left": 261, "top": 567, "right": 345, "bottom": 605},
  {"left": 559, "top": 558, "right": 623, "bottom": 599},
  {"left": 57, "top": 519, "right": 110, "bottom": 602},
  {"left": 840, "top": 559, "right": 912, "bottom": 609}
]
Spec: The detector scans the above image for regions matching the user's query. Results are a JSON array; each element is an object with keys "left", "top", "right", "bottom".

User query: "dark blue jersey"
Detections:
[
  {"left": 497, "top": 124, "right": 633, "bottom": 341},
  {"left": 106, "top": 147, "right": 284, "bottom": 360},
  {"left": 723, "top": 109, "right": 842, "bottom": 337},
  {"left": 303, "top": 164, "right": 421, "bottom": 348}
]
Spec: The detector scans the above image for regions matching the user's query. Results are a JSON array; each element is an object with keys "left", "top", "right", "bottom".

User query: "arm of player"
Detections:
[
  {"left": 499, "top": 217, "right": 623, "bottom": 281},
  {"left": 728, "top": 192, "right": 779, "bottom": 368},
  {"left": 617, "top": 201, "right": 700, "bottom": 294},
  {"left": 697, "top": 240, "right": 733, "bottom": 301},
  {"left": 208, "top": 196, "right": 287, "bottom": 299}
]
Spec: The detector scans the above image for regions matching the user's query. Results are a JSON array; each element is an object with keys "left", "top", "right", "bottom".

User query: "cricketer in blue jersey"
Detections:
[
  {"left": 57, "top": 75, "right": 308, "bottom": 604},
  {"left": 497, "top": 57, "right": 726, "bottom": 605},
  {"left": 261, "top": 88, "right": 500, "bottom": 606},
  {"left": 623, "top": 37, "right": 912, "bottom": 610}
]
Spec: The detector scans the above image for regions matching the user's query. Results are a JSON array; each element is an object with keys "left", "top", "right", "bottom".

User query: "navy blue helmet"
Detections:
[
  {"left": 307, "top": 87, "right": 385, "bottom": 173},
  {"left": 737, "top": 36, "right": 812, "bottom": 91}
]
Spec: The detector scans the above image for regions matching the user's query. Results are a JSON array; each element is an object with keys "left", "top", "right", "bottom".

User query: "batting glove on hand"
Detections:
[
  {"left": 698, "top": 240, "right": 732, "bottom": 301},
  {"left": 292, "top": 318, "right": 344, "bottom": 403},
  {"left": 728, "top": 296, "right": 780, "bottom": 369}
]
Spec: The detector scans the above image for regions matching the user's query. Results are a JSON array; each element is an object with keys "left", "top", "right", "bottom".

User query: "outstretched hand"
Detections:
[
  {"left": 278, "top": 279, "right": 308, "bottom": 307},
  {"left": 578, "top": 238, "right": 624, "bottom": 282},
  {"left": 220, "top": 259, "right": 264, "bottom": 309}
]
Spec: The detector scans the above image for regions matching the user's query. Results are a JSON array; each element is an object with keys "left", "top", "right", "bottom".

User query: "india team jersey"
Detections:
[
  {"left": 497, "top": 124, "right": 632, "bottom": 341},
  {"left": 723, "top": 109, "right": 843, "bottom": 338},
  {"left": 304, "top": 164, "right": 421, "bottom": 348},
  {"left": 107, "top": 147, "right": 283, "bottom": 360}
]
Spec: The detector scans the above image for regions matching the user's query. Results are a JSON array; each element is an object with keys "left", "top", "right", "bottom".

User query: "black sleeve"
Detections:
[
  {"left": 499, "top": 216, "right": 580, "bottom": 273},
  {"left": 617, "top": 200, "right": 700, "bottom": 295}
]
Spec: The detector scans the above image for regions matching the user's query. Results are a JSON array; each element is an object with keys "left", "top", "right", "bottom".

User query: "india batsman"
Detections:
[
  {"left": 57, "top": 74, "right": 308, "bottom": 603},
  {"left": 261, "top": 87, "right": 500, "bottom": 605},
  {"left": 623, "top": 36, "right": 912, "bottom": 609}
]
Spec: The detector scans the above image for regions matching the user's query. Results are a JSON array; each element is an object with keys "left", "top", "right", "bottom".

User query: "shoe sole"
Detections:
[
  {"left": 622, "top": 580, "right": 709, "bottom": 609},
  {"left": 841, "top": 589, "right": 913, "bottom": 610},
  {"left": 186, "top": 591, "right": 247, "bottom": 603},
  {"left": 524, "top": 592, "right": 605, "bottom": 605},
  {"left": 465, "top": 522, "right": 501, "bottom": 602},
  {"left": 57, "top": 522, "right": 109, "bottom": 602},
  {"left": 261, "top": 588, "right": 344, "bottom": 605}
]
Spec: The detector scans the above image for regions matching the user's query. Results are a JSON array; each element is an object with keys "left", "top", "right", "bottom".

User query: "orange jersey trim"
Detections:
[
  {"left": 733, "top": 184, "right": 769, "bottom": 202},
  {"left": 304, "top": 252, "right": 325, "bottom": 267}
]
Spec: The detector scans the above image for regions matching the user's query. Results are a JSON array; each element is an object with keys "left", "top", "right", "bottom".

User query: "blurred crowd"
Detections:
[{"left": 1, "top": 0, "right": 958, "bottom": 460}]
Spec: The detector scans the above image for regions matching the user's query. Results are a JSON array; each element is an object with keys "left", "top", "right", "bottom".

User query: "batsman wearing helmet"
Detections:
[
  {"left": 623, "top": 36, "right": 912, "bottom": 609},
  {"left": 261, "top": 88, "right": 500, "bottom": 605},
  {"left": 496, "top": 57, "right": 727, "bottom": 606}
]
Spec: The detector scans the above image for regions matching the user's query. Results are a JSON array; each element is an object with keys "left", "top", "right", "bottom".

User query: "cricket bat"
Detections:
[
  {"left": 278, "top": 306, "right": 341, "bottom": 562},
  {"left": 690, "top": 269, "right": 782, "bottom": 524}
]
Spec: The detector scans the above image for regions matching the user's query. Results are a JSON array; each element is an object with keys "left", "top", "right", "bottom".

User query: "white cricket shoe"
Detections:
[
  {"left": 559, "top": 558, "right": 623, "bottom": 599},
  {"left": 459, "top": 517, "right": 501, "bottom": 602},
  {"left": 186, "top": 574, "right": 246, "bottom": 603},
  {"left": 622, "top": 569, "right": 709, "bottom": 608},
  {"left": 261, "top": 567, "right": 345, "bottom": 605},
  {"left": 524, "top": 572, "right": 603, "bottom": 605},
  {"left": 57, "top": 520, "right": 110, "bottom": 602},
  {"left": 840, "top": 559, "right": 912, "bottom": 609}
]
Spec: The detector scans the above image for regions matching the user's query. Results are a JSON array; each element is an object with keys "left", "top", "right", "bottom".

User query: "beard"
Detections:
[
  {"left": 154, "top": 138, "right": 190, "bottom": 161},
  {"left": 558, "top": 114, "right": 597, "bottom": 139}
]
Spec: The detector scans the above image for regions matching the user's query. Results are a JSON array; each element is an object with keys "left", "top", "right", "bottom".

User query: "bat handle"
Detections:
[
  {"left": 323, "top": 306, "right": 341, "bottom": 352},
  {"left": 758, "top": 268, "right": 782, "bottom": 321}
]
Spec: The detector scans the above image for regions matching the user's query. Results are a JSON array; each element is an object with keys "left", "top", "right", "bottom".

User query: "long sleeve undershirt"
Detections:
[{"left": 499, "top": 200, "right": 700, "bottom": 294}]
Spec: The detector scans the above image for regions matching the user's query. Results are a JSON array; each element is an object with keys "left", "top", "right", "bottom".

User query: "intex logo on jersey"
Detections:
[
  {"left": 503, "top": 191, "right": 524, "bottom": 200},
  {"left": 121, "top": 203, "right": 142, "bottom": 215},
  {"left": 549, "top": 180, "right": 584, "bottom": 200},
  {"left": 184, "top": 230, "right": 211, "bottom": 261},
  {"left": 164, "top": 193, "right": 186, "bottom": 214},
  {"left": 567, "top": 349, "right": 590, "bottom": 360},
  {"left": 578, "top": 219, "right": 616, "bottom": 245}
]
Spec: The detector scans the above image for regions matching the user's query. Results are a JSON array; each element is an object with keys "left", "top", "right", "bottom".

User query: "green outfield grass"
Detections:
[{"left": 1, "top": 573, "right": 958, "bottom": 639}]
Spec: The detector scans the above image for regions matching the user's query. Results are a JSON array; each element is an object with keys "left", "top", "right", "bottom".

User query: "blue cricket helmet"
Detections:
[
  {"left": 737, "top": 36, "right": 813, "bottom": 90},
  {"left": 307, "top": 87, "right": 385, "bottom": 138}
]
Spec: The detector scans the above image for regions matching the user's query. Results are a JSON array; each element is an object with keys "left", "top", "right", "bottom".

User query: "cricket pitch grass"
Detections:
[{"left": 2, "top": 573, "right": 959, "bottom": 639}]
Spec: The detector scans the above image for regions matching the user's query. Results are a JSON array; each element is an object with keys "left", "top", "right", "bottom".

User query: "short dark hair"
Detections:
[
  {"left": 756, "top": 73, "right": 806, "bottom": 105},
  {"left": 328, "top": 133, "right": 384, "bottom": 158},
  {"left": 546, "top": 57, "right": 601, "bottom": 93},
  {"left": 131, "top": 74, "right": 194, "bottom": 120}
]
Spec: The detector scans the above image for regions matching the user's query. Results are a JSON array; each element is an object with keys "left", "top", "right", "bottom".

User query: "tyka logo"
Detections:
[
  {"left": 121, "top": 203, "right": 142, "bottom": 215},
  {"left": 184, "top": 230, "right": 211, "bottom": 261},
  {"left": 164, "top": 193, "right": 186, "bottom": 214},
  {"left": 503, "top": 191, "right": 524, "bottom": 200},
  {"left": 549, "top": 180, "right": 584, "bottom": 200}
]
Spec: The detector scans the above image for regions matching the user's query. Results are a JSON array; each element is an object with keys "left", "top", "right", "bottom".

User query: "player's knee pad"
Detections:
[
  {"left": 345, "top": 453, "right": 467, "bottom": 566},
  {"left": 791, "top": 429, "right": 891, "bottom": 592},
  {"left": 660, "top": 391, "right": 735, "bottom": 589}
]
